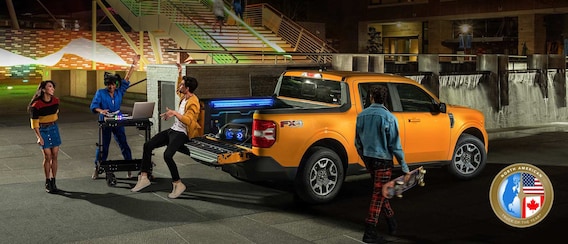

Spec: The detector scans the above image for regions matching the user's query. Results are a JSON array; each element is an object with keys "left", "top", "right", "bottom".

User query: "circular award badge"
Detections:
[{"left": 489, "top": 163, "right": 554, "bottom": 228}]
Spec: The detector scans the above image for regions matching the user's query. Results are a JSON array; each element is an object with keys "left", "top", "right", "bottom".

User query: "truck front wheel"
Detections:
[
  {"left": 295, "top": 147, "right": 344, "bottom": 204},
  {"left": 448, "top": 134, "right": 486, "bottom": 180}
]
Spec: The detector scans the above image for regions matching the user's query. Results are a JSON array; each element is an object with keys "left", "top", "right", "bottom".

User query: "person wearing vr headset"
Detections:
[
  {"left": 90, "top": 55, "right": 139, "bottom": 180},
  {"left": 131, "top": 63, "right": 200, "bottom": 199}
]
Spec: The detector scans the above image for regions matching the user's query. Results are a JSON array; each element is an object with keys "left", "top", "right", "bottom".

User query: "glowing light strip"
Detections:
[{"left": 210, "top": 98, "right": 274, "bottom": 109}]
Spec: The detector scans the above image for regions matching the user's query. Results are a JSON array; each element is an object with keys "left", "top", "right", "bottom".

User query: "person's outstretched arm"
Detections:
[{"left": 124, "top": 54, "right": 140, "bottom": 82}]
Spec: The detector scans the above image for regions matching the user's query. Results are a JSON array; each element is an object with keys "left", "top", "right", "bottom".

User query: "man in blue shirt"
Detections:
[
  {"left": 355, "top": 85, "right": 410, "bottom": 243},
  {"left": 90, "top": 57, "right": 138, "bottom": 179}
]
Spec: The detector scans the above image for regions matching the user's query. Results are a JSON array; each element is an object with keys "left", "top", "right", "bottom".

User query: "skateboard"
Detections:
[{"left": 382, "top": 166, "right": 426, "bottom": 199}]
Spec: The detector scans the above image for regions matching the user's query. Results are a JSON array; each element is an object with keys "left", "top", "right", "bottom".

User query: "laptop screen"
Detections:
[{"left": 130, "top": 102, "right": 155, "bottom": 119}]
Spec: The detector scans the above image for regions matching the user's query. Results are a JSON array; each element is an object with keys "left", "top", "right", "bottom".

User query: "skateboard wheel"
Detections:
[
  {"left": 396, "top": 194, "right": 403, "bottom": 198},
  {"left": 419, "top": 182, "right": 425, "bottom": 187}
]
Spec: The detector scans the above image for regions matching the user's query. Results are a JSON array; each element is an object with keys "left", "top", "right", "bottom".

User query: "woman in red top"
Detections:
[{"left": 28, "top": 80, "right": 61, "bottom": 193}]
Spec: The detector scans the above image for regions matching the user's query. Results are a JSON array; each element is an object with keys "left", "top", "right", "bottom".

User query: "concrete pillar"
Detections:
[
  {"left": 353, "top": 55, "right": 369, "bottom": 72},
  {"left": 369, "top": 55, "right": 384, "bottom": 73},
  {"left": 527, "top": 54, "right": 549, "bottom": 99},
  {"left": 70, "top": 69, "right": 88, "bottom": 98},
  {"left": 418, "top": 54, "right": 439, "bottom": 96},
  {"left": 477, "top": 54, "right": 501, "bottom": 110},
  {"left": 549, "top": 55, "right": 567, "bottom": 107},
  {"left": 332, "top": 54, "right": 354, "bottom": 71}
]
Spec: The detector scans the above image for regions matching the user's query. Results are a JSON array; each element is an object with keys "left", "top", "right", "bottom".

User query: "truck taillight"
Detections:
[{"left": 252, "top": 119, "right": 276, "bottom": 148}]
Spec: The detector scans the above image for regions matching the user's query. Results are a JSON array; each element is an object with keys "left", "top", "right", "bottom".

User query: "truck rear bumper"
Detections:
[{"left": 221, "top": 156, "right": 298, "bottom": 182}]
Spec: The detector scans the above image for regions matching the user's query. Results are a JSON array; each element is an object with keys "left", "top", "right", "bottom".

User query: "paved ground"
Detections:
[{"left": 0, "top": 84, "right": 565, "bottom": 243}]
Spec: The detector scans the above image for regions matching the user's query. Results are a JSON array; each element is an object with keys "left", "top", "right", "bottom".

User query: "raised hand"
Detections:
[{"left": 176, "top": 62, "right": 182, "bottom": 75}]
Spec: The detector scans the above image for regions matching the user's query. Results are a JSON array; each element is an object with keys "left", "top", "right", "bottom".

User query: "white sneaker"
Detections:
[
  {"left": 168, "top": 181, "right": 186, "bottom": 199},
  {"left": 131, "top": 175, "right": 151, "bottom": 192}
]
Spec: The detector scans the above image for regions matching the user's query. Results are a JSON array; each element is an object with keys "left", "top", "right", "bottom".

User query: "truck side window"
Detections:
[
  {"left": 358, "top": 83, "right": 392, "bottom": 110},
  {"left": 394, "top": 83, "right": 436, "bottom": 112},
  {"left": 280, "top": 76, "right": 343, "bottom": 105}
]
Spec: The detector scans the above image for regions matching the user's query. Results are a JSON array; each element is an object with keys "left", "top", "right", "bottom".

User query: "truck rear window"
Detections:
[{"left": 278, "top": 76, "right": 344, "bottom": 105}]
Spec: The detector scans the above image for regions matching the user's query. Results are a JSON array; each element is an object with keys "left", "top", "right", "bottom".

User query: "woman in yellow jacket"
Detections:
[{"left": 131, "top": 63, "right": 201, "bottom": 198}]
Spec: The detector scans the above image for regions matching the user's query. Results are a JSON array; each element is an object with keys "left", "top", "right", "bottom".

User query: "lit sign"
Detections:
[{"left": 210, "top": 98, "right": 274, "bottom": 109}]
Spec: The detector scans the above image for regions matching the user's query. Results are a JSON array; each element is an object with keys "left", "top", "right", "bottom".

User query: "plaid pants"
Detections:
[{"left": 365, "top": 160, "right": 394, "bottom": 225}]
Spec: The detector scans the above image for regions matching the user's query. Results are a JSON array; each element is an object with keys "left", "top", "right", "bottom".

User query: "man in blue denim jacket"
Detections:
[{"left": 355, "top": 85, "right": 410, "bottom": 243}]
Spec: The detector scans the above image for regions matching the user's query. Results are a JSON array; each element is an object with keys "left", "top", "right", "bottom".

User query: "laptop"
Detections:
[{"left": 126, "top": 101, "right": 155, "bottom": 119}]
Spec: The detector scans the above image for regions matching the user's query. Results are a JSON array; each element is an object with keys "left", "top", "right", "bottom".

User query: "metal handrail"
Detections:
[
  {"left": 245, "top": 3, "right": 337, "bottom": 63},
  {"left": 167, "top": 0, "right": 238, "bottom": 63},
  {"left": 118, "top": 0, "right": 237, "bottom": 63}
]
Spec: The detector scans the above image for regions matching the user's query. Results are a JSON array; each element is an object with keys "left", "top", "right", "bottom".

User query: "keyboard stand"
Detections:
[{"left": 96, "top": 118, "right": 153, "bottom": 187}]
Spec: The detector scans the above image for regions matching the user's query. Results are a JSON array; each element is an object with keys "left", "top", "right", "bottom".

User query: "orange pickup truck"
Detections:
[{"left": 186, "top": 70, "right": 488, "bottom": 204}]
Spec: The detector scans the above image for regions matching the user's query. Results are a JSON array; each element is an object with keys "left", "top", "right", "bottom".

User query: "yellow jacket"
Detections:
[{"left": 177, "top": 76, "right": 201, "bottom": 139}]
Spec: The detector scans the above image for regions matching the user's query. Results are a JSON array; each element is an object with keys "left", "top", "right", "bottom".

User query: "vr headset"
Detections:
[{"left": 104, "top": 72, "right": 122, "bottom": 86}]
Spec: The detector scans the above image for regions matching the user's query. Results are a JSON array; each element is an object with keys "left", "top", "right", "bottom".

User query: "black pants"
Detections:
[{"left": 141, "top": 129, "right": 188, "bottom": 182}]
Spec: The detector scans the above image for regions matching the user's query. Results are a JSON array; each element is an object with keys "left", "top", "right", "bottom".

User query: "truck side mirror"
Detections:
[{"left": 439, "top": 103, "right": 447, "bottom": 113}]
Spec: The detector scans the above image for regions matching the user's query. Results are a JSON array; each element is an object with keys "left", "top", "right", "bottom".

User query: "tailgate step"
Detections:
[{"left": 185, "top": 137, "right": 251, "bottom": 165}]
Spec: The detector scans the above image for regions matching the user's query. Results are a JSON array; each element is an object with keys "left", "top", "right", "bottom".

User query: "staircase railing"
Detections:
[
  {"left": 114, "top": 0, "right": 332, "bottom": 64},
  {"left": 245, "top": 3, "right": 337, "bottom": 64},
  {"left": 117, "top": 0, "right": 238, "bottom": 63}
]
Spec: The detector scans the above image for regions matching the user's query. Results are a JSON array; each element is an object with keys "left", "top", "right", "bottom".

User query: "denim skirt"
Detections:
[{"left": 39, "top": 123, "right": 61, "bottom": 149}]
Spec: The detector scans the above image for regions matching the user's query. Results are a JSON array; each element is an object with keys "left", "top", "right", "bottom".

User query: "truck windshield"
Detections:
[{"left": 278, "top": 76, "right": 344, "bottom": 105}]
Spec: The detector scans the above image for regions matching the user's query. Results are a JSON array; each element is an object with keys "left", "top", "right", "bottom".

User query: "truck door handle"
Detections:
[{"left": 408, "top": 118, "right": 421, "bottom": 122}]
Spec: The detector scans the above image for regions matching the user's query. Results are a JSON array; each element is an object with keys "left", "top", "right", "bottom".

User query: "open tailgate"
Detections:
[{"left": 184, "top": 136, "right": 252, "bottom": 166}]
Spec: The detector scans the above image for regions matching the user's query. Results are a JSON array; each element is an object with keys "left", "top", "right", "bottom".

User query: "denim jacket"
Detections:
[
  {"left": 90, "top": 79, "right": 130, "bottom": 121},
  {"left": 355, "top": 103, "right": 409, "bottom": 173}
]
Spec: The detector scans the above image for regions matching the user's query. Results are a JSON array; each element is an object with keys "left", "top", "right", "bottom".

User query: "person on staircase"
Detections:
[
  {"left": 232, "top": 0, "right": 245, "bottom": 20},
  {"left": 212, "top": 0, "right": 225, "bottom": 33},
  {"left": 90, "top": 55, "right": 139, "bottom": 180}
]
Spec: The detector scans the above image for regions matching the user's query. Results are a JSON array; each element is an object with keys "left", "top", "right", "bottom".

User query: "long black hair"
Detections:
[{"left": 27, "top": 80, "right": 56, "bottom": 112}]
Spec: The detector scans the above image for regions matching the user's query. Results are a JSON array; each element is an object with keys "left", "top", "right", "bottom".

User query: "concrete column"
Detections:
[
  {"left": 369, "top": 55, "right": 384, "bottom": 73},
  {"left": 332, "top": 54, "right": 354, "bottom": 71},
  {"left": 353, "top": 55, "right": 369, "bottom": 72}
]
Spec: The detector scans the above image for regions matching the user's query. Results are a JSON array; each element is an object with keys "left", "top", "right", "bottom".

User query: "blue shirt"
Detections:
[
  {"left": 355, "top": 103, "right": 409, "bottom": 173},
  {"left": 90, "top": 79, "right": 130, "bottom": 121}
]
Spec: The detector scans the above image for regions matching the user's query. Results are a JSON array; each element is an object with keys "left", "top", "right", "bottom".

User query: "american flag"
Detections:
[{"left": 522, "top": 173, "right": 544, "bottom": 195}]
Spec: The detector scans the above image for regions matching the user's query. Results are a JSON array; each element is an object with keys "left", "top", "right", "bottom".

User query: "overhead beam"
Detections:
[
  {"left": 95, "top": 0, "right": 149, "bottom": 67},
  {"left": 6, "top": 0, "right": 20, "bottom": 29}
]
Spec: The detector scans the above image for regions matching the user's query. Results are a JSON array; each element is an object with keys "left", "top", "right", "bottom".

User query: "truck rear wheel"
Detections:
[
  {"left": 448, "top": 134, "right": 486, "bottom": 180},
  {"left": 295, "top": 146, "right": 344, "bottom": 204}
]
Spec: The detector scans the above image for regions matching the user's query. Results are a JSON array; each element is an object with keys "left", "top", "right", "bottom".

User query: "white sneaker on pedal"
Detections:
[
  {"left": 168, "top": 181, "right": 186, "bottom": 199},
  {"left": 131, "top": 175, "right": 151, "bottom": 192}
]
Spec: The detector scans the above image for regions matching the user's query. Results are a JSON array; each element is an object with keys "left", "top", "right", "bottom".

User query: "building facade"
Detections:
[{"left": 304, "top": 0, "right": 568, "bottom": 57}]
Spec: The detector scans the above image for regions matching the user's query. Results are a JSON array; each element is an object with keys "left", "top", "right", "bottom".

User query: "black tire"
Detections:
[
  {"left": 448, "top": 134, "right": 487, "bottom": 180},
  {"left": 294, "top": 146, "right": 344, "bottom": 204},
  {"left": 106, "top": 172, "right": 117, "bottom": 187}
]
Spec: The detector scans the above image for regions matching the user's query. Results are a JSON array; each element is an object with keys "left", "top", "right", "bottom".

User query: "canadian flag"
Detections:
[{"left": 522, "top": 195, "right": 544, "bottom": 218}]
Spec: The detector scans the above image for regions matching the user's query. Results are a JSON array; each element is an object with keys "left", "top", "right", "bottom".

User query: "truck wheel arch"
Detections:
[
  {"left": 448, "top": 133, "right": 487, "bottom": 180},
  {"left": 294, "top": 141, "right": 347, "bottom": 204}
]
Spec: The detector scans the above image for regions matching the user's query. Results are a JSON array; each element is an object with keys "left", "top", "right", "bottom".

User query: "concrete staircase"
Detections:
[{"left": 106, "top": 0, "right": 311, "bottom": 64}]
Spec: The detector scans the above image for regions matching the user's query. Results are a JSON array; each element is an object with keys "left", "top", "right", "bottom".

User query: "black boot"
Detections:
[
  {"left": 49, "top": 178, "right": 58, "bottom": 193},
  {"left": 387, "top": 216, "right": 397, "bottom": 235},
  {"left": 362, "top": 223, "right": 379, "bottom": 243},
  {"left": 45, "top": 179, "right": 52, "bottom": 193}
]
